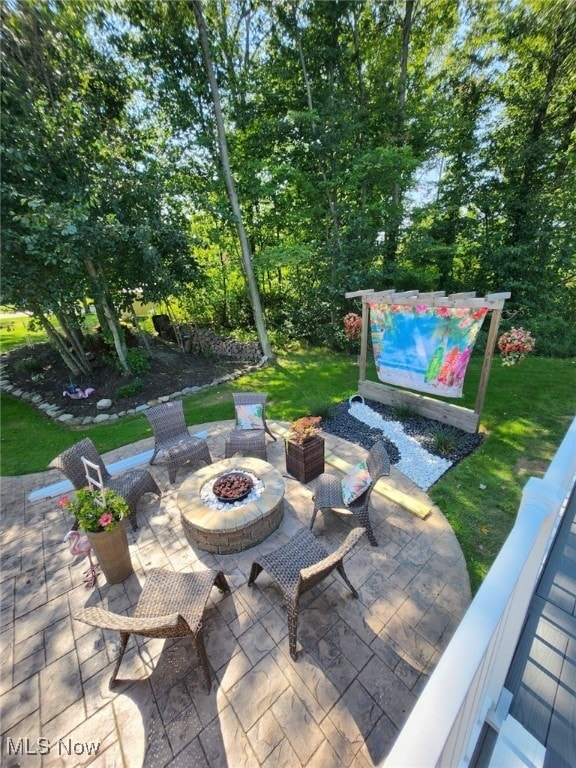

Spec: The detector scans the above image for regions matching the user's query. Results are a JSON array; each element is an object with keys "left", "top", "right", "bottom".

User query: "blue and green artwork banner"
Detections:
[{"left": 367, "top": 302, "right": 489, "bottom": 398}]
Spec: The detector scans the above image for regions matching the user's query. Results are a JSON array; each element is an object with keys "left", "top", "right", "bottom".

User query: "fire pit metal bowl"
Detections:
[{"left": 212, "top": 471, "right": 254, "bottom": 503}]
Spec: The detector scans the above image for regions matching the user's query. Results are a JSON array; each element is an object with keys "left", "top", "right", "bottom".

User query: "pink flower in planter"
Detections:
[{"left": 98, "top": 512, "right": 114, "bottom": 528}]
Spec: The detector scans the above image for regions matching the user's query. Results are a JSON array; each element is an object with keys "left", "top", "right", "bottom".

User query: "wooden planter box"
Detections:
[{"left": 285, "top": 436, "right": 325, "bottom": 483}]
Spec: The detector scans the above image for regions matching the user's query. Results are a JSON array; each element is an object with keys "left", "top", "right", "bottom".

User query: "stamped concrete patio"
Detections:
[{"left": 0, "top": 420, "right": 471, "bottom": 767}]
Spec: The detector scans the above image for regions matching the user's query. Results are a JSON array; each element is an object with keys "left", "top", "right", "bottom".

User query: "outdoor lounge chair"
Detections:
[
  {"left": 74, "top": 567, "right": 230, "bottom": 691},
  {"left": 248, "top": 526, "right": 365, "bottom": 660},
  {"left": 224, "top": 392, "right": 276, "bottom": 461},
  {"left": 145, "top": 400, "right": 212, "bottom": 483},
  {"left": 310, "top": 440, "right": 390, "bottom": 546},
  {"left": 50, "top": 437, "right": 161, "bottom": 530}
]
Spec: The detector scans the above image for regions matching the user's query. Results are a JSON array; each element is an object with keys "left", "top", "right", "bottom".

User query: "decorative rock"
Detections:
[
  {"left": 58, "top": 414, "right": 75, "bottom": 422},
  {"left": 159, "top": 395, "right": 170, "bottom": 402},
  {"left": 31, "top": 394, "right": 43, "bottom": 403},
  {"left": 94, "top": 413, "right": 111, "bottom": 423},
  {"left": 182, "top": 386, "right": 201, "bottom": 395},
  {"left": 135, "top": 404, "right": 150, "bottom": 412},
  {"left": 96, "top": 398, "right": 113, "bottom": 410}
]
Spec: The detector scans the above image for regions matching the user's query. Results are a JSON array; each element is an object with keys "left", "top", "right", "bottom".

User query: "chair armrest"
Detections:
[{"left": 75, "top": 607, "right": 181, "bottom": 634}]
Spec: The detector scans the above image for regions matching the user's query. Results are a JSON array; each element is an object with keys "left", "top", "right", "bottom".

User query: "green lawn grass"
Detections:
[
  {"left": 1, "top": 342, "right": 574, "bottom": 594},
  {"left": 0, "top": 313, "right": 48, "bottom": 352}
]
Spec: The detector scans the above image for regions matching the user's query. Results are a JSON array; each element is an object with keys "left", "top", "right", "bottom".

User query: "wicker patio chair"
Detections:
[
  {"left": 75, "top": 567, "right": 230, "bottom": 692},
  {"left": 310, "top": 440, "right": 390, "bottom": 547},
  {"left": 145, "top": 401, "right": 212, "bottom": 483},
  {"left": 50, "top": 437, "right": 161, "bottom": 531},
  {"left": 248, "top": 526, "right": 365, "bottom": 660},
  {"left": 224, "top": 392, "right": 276, "bottom": 461}
]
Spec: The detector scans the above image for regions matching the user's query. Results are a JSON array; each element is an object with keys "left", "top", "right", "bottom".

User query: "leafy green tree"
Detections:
[{"left": 1, "top": 0, "right": 198, "bottom": 374}]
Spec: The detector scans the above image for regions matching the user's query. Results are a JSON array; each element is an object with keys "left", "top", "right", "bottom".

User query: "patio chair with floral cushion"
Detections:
[
  {"left": 74, "top": 567, "right": 230, "bottom": 692},
  {"left": 224, "top": 392, "right": 276, "bottom": 461},
  {"left": 145, "top": 400, "right": 212, "bottom": 483},
  {"left": 50, "top": 437, "right": 161, "bottom": 531},
  {"left": 309, "top": 439, "right": 390, "bottom": 546},
  {"left": 248, "top": 526, "right": 365, "bottom": 660}
]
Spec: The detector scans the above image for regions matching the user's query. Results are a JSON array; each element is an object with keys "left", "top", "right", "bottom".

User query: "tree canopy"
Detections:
[{"left": 2, "top": 0, "right": 575, "bottom": 365}]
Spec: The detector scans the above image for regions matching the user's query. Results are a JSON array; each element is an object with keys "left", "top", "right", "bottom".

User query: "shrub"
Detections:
[
  {"left": 115, "top": 377, "right": 144, "bottom": 399},
  {"left": 524, "top": 315, "right": 576, "bottom": 358},
  {"left": 126, "top": 348, "right": 151, "bottom": 376},
  {"left": 14, "top": 356, "right": 44, "bottom": 374}
]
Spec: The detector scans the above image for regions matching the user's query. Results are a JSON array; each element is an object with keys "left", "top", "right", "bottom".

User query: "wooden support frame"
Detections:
[{"left": 346, "top": 289, "right": 510, "bottom": 433}]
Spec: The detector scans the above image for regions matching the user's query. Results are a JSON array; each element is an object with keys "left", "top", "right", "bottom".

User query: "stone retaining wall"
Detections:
[{"left": 182, "top": 328, "right": 262, "bottom": 362}]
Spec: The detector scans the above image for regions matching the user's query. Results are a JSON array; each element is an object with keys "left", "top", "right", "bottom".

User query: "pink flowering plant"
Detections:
[
  {"left": 497, "top": 327, "right": 536, "bottom": 367},
  {"left": 289, "top": 416, "right": 322, "bottom": 445},
  {"left": 59, "top": 488, "right": 128, "bottom": 532},
  {"left": 343, "top": 313, "right": 362, "bottom": 342}
]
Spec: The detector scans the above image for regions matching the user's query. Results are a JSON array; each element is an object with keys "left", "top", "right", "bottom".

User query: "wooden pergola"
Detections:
[{"left": 346, "top": 289, "right": 511, "bottom": 433}]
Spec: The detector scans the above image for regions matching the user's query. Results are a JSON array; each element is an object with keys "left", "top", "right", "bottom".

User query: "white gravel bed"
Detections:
[{"left": 348, "top": 401, "right": 453, "bottom": 491}]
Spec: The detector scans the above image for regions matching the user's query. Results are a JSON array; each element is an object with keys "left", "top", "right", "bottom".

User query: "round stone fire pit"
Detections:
[{"left": 177, "top": 457, "right": 285, "bottom": 554}]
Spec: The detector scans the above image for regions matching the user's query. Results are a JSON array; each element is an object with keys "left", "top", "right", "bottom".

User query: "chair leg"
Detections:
[
  {"left": 192, "top": 632, "right": 212, "bottom": 693},
  {"left": 287, "top": 601, "right": 300, "bottom": 661},
  {"left": 109, "top": 632, "right": 130, "bottom": 688},
  {"left": 309, "top": 506, "right": 319, "bottom": 531},
  {"left": 357, "top": 511, "right": 377, "bottom": 546},
  {"left": 247, "top": 562, "right": 263, "bottom": 587},
  {"left": 214, "top": 571, "right": 230, "bottom": 593},
  {"left": 336, "top": 563, "right": 359, "bottom": 599}
]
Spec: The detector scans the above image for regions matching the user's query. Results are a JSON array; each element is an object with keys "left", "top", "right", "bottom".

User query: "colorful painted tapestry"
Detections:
[{"left": 367, "top": 302, "right": 489, "bottom": 397}]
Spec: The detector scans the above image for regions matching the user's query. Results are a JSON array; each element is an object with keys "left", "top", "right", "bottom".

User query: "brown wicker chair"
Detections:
[
  {"left": 75, "top": 567, "right": 230, "bottom": 692},
  {"left": 248, "top": 527, "right": 365, "bottom": 660},
  {"left": 145, "top": 401, "right": 212, "bottom": 483},
  {"left": 50, "top": 437, "right": 161, "bottom": 530},
  {"left": 224, "top": 392, "right": 276, "bottom": 461},
  {"left": 310, "top": 440, "right": 390, "bottom": 547}
]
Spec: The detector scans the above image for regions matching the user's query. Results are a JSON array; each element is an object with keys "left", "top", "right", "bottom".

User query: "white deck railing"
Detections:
[{"left": 384, "top": 416, "right": 576, "bottom": 768}]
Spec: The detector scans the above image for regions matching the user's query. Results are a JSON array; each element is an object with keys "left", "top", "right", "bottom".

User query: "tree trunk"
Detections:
[
  {"left": 386, "top": 0, "right": 415, "bottom": 272},
  {"left": 54, "top": 310, "right": 90, "bottom": 370},
  {"left": 34, "top": 309, "right": 91, "bottom": 376},
  {"left": 508, "top": 20, "right": 565, "bottom": 246},
  {"left": 189, "top": 0, "right": 274, "bottom": 360},
  {"left": 292, "top": 9, "right": 343, "bottom": 263},
  {"left": 84, "top": 259, "right": 130, "bottom": 374}
]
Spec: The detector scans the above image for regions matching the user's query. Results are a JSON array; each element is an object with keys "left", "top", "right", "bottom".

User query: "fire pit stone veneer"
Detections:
[{"left": 177, "top": 457, "right": 285, "bottom": 554}]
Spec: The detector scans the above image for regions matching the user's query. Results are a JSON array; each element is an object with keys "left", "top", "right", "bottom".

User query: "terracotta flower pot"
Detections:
[
  {"left": 285, "top": 435, "right": 325, "bottom": 483},
  {"left": 86, "top": 518, "right": 133, "bottom": 584}
]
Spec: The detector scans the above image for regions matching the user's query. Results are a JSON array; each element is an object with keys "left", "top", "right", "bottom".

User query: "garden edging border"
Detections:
[{"left": 0, "top": 355, "right": 269, "bottom": 426}]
